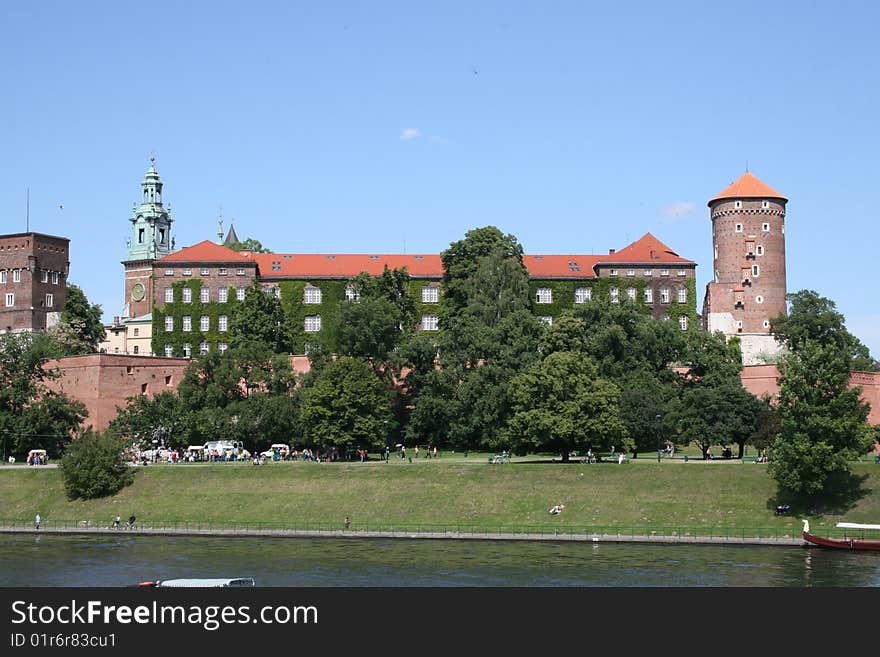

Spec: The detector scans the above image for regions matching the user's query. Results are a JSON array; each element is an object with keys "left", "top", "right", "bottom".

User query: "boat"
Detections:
[
  {"left": 138, "top": 578, "right": 255, "bottom": 587},
  {"left": 802, "top": 520, "right": 880, "bottom": 550}
]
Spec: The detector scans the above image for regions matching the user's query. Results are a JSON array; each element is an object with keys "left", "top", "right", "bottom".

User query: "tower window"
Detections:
[
  {"left": 138, "top": 228, "right": 145, "bottom": 243},
  {"left": 762, "top": 320, "right": 770, "bottom": 329},
  {"left": 13, "top": 270, "right": 21, "bottom": 283},
  {"left": 159, "top": 229, "right": 166, "bottom": 244},
  {"left": 762, "top": 200, "right": 770, "bottom": 209},
  {"left": 0, "top": 272, "right": 5, "bottom": 283},
  {"left": 735, "top": 223, "right": 743, "bottom": 233},
  {"left": 734, "top": 200, "right": 742, "bottom": 209},
  {"left": 756, "top": 245, "right": 764, "bottom": 256},
  {"left": 752, "top": 264, "right": 760, "bottom": 277},
  {"left": 5, "top": 293, "right": 14, "bottom": 307},
  {"left": 52, "top": 272, "right": 59, "bottom": 284},
  {"left": 762, "top": 223, "right": 770, "bottom": 232},
  {"left": 41, "top": 270, "right": 48, "bottom": 283},
  {"left": 756, "top": 296, "right": 764, "bottom": 304}
]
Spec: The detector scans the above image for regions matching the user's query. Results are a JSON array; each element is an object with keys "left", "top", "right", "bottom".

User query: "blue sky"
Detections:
[{"left": 2, "top": 1, "right": 878, "bottom": 357}]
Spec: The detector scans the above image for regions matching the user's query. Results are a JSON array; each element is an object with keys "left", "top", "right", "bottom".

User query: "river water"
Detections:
[{"left": 2, "top": 534, "right": 879, "bottom": 587}]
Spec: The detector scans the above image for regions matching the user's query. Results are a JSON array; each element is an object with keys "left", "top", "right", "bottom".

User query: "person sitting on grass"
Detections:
[{"left": 548, "top": 503, "right": 565, "bottom": 515}]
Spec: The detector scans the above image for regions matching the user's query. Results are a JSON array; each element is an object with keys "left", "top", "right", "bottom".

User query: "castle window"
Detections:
[
  {"left": 575, "top": 287, "right": 591, "bottom": 304},
  {"left": 538, "top": 316, "right": 553, "bottom": 326},
  {"left": 304, "top": 315, "right": 322, "bottom": 332},
  {"left": 164, "top": 288, "right": 173, "bottom": 303},
  {"left": 200, "top": 316, "right": 209, "bottom": 332},
  {"left": 52, "top": 272, "right": 59, "bottom": 284},
  {"left": 609, "top": 269, "right": 619, "bottom": 276},
  {"left": 659, "top": 269, "right": 669, "bottom": 277},
  {"left": 165, "top": 268, "right": 174, "bottom": 276},
  {"left": 0, "top": 272, "right": 5, "bottom": 283},
  {"left": 660, "top": 288, "right": 670, "bottom": 304},
  {"left": 183, "top": 344, "right": 191, "bottom": 358},
  {"left": 164, "top": 317, "right": 173, "bottom": 332},
  {"left": 218, "top": 342, "right": 228, "bottom": 354},
  {"left": 133, "top": 346, "right": 139, "bottom": 355},
  {"left": 159, "top": 229, "right": 165, "bottom": 244},
  {"left": 345, "top": 286, "right": 360, "bottom": 302},
  {"left": 643, "top": 269, "right": 652, "bottom": 277},
  {"left": 200, "top": 287, "right": 209, "bottom": 303},
  {"left": 236, "top": 268, "right": 246, "bottom": 276},
  {"left": 138, "top": 228, "right": 145, "bottom": 243},
  {"left": 182, "top": 288, "right": 192, "bottom": 303},
  {"left": 755, "top": 296, "right": 764, "bottom": 304},
  {"left": 218, "top": 288, "right": 228, "bottom": 303},
  {"left": 626, "top": 269, "right": 635, "bottom": 277},
  {"left": 5, "top": 293, "right": 13, "bottom": 307},
  {"left": 734, "top": 201, "right": 743, "bottom": 209},
  {"left": 626, "top": 287, "right": 636, "bottom": 301},
  {"left": 236, "top": 287, "right": 246, "bottom": 301},
  {"left": 200, "top": 342, "right": 209, "bottom": 355},
  {"left": 200, "top": 268, "right": 210, "bottom": 276},
  {"left": 182, "top": 268, "right": 192, "bottom": 276},
  {"left": 182, "top": 316, "right": 192, "bottom": 332},
  {"left": 41, "top": 270, "right": 48, "bottom": 283},
  {"left": 219, "top": 268, "right": 228, "bottom": 276},
  {"left": 756, "top": 245, "right": 764, "bottom": 256},
  {"left": 735, "top": 223, "right": 743, "bottom": 233},
  {"left": 677, "top": 288, "right": 687, "bottom": 303},
  {"left": 535, "top": 288, "right": 552, "bottom": 304},
  {"left": 644, "top": 288, "right": 653, "bottom": 303},
  {"left": 164, "top": 344, "right": 173, "bottom": 357},
  {"left": 752, "top": 264, "right": 760, "bottom": 277},
  {"left": 12, "top": 270, "right": 21, "bottom": 283},
  {"left": 736, "top": 321, "right": 743, "bottom": 333},
  {"left": 45, "top": 293, "right": 53, "bottom": 307},
  {"left": 762, "top": 320, "right": 770, "bottom": 329},
  {"left": 421, "top": 286, "right": 439, "bottom": 303},
  {"left": 133, "top": 328, "right": 139, "bottom": 336},
  {"left": 762, "top": 223, "right": 770, "bottom": 232},
  {"left": 762, "top": 200, "right": 770, "bottom": 209},
  {"left": 304, "top": 287, "right": 322, "bottom": 304},
  {"left": 679, "top": 315, "right": 688, "bottom": 331},
  {"left": 421, "top": 315, "right": 439, "bottom": 331},
  {"left": 610, "top": 287, "right": 619, "bottom": 303},
  {"left": 219, "top": 315, "right": 228, "bottom": 332}
]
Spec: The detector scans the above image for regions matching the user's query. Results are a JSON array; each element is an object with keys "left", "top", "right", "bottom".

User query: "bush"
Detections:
[{"left": 60, "top": 430, "right": 136, "bottom": 500}]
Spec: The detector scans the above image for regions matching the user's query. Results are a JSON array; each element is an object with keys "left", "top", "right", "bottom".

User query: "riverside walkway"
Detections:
[{"left": 0, "top": 522, "right": 806, "bottom": 547}]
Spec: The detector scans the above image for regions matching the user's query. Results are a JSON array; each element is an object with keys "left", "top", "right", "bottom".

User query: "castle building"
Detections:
[
  {"left": 0, "top": 232, "right": 69, "bottom": 334},
  {"left": 702, "top": 172, "right": 788, "bottom": 364}
]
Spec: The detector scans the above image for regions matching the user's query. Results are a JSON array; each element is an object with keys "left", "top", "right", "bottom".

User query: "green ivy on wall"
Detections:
[{"left": 151, "top": 279, "right": 242, "bottom": 356}]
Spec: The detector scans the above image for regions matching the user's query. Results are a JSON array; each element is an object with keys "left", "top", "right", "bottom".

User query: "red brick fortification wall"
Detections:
[
  {"left": 45, "top": 354, "right": 189, "bottom": 431},
  {"left": 740, "top": 365, "right": 880, "bottom": 425}
]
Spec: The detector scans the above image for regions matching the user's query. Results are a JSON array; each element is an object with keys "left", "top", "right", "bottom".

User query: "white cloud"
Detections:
[
  {"left": 661, "top": 201, "right": 697, "bottom": 223},
  {"left": 400, "top": 128, "right": 421, "bottom": 140}
]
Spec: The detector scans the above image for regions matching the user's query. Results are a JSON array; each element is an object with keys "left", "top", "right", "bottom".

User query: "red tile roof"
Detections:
[
  {"left": 156, "top": 240, "right": 252, "bottom": 263},
  {"left": 596, "top": 233, "right": 694, "bottom": 265},
  {"left": 155, "top": 234, "right": 693, "bottom": 278},
  {"left": 710, "top": 172, "right": 787, "bottom": 204},
  {"left": 252, "top": 253, "right": 444, "bottom": 278}
]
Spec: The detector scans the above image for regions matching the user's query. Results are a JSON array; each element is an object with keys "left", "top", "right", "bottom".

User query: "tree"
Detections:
[
  {"left": 107, "top": 391, "right": 187, "bottom": 450},
  {"left": 336, "top": 296, "right": 403, "bottom": 365},
  {"left": 618, "top": 371, "right": 672, "bottom": 458},
  {"left": 298, "top": 357, "right": 391, "bottom": 454},
  {"left": 771, "top": 290, "right": 877, "bottom": 371},
  {"left": 768, "top": 340, "right": 873, "bottom": 505},
  {"left": 508, "top": 351, "right": 629, "bottom": 459},
  {"left": 227, "top": 237, "right": 272, "bottom": 253},
  {"left": 229, "top": 281, "right": 290, "bottom": 352},
  {"left": 51, "top": 283, "right": 105, "bottom": 355},
  {"left": 60, "top": 429, "right": 135, "bottom": 500},
  {"left": 0, "top": 333, "right": 86, "bottom": 459}
]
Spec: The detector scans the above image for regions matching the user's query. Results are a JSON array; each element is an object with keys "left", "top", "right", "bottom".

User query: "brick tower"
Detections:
[
  {"left": 121, "top": 158, "right": 174, "bottom": 320},
  {"left": 702, "top": 172, "right": 787, "bottom": 364}
]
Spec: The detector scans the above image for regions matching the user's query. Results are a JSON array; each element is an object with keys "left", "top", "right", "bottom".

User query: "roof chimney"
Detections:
[{"left": 609, "top": 248, "right": 616, "bottom": 255}]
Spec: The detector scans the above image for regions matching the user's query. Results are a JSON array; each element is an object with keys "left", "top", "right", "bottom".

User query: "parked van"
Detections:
[{"left": 260, "top": 444, "right": 290, "bottom": 460}]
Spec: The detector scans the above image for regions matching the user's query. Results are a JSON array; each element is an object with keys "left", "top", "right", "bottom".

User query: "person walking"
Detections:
[
  {"left": 344, "top": 516, "right": 351, "bottom": 531},
  {"left": 113, "top": 515, "right": 121, "bottom": 530},
  {"left": 34, "top": 513, "right": 41, "bottom": 530}
]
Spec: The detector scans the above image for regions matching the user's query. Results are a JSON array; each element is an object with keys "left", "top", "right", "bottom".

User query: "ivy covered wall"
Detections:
[{"left": 151, "top": 280, "right": 243, "bottom": 356}]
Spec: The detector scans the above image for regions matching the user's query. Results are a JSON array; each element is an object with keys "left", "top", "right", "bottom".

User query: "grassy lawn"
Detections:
[{"left": 2, "top": 452, "right": 878, "bottom": 533}]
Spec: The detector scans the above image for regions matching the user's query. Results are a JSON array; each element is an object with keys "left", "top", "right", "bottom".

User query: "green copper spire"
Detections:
[{"left": 124, "top": 157, "right": 174, "bottom": 263}]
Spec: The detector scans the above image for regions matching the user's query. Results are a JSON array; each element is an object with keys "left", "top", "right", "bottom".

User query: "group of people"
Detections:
[{"left": 112, "top": 515, "right": 137, "bottom": 530}]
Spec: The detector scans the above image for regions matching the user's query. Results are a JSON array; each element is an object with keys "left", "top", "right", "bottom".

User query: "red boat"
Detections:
[{"left": 802, "top": 520, "right": 880, "bottom": 550}]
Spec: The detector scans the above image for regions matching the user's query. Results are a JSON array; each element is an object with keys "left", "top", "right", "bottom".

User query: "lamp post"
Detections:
[{"left": 656, "top": 414, "right": 663, "bottom": 463}]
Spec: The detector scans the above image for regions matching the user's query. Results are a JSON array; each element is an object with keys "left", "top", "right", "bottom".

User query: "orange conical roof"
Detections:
[{"left": 709, "top": 172, "right": 787, "bottom": 205}]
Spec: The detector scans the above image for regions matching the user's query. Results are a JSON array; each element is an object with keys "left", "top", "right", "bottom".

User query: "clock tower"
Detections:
[{"left": 122, "top": 158, "right": 174, "bottom": 319}]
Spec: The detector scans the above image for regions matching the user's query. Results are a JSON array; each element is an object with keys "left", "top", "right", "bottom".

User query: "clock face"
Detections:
[{"left": 131, "top": 282, "right": 146, "bottom": 302}]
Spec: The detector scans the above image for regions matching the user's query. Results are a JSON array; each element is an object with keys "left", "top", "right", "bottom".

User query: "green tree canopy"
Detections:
[
  {"left": 60, "top": 429, "right": 135, "bottom": 500},
  {"left": 298, "top": 357, "right": 391, "bottom": 454},
  {"left": 0, "top": 333, "right": 85, "bottom": 459},
  {"left": 229, "top": 281, "right": 290, "bottom": 353},
  {"left": 227, "top": 237, "right": 272, "bottom": 253},
  {"left": 51, "top": 283, "right": 105, "bottom": 355},
  {"left": 508, "top": 351, "right": 629, "bottom": 459}
]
